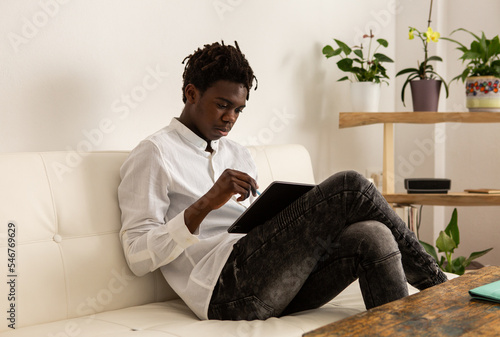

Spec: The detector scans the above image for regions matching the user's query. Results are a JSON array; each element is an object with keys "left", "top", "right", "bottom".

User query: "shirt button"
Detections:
[{"left": 53, "top": 234, "right": 62, "bottom": 243}]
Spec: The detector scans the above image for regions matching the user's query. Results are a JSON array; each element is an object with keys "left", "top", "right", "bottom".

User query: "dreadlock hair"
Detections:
[{"left": 181, "top": 41, "right": 257, "bottom": 103}]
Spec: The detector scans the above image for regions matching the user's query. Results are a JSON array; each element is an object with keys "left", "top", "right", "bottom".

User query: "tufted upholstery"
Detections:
[{"left": 0, "top": 144, "right": 417, "bottom": 336}]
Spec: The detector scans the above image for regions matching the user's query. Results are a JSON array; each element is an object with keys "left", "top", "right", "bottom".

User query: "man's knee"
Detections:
[
  {"left": 344, "top": 170, "right": 371, "bottom": 189},
  {"left": 348, "top": 221, "right": 398, "bottom": 256},
  {"left": 321, "top": 170, "right": 370, "bottom": 193}
]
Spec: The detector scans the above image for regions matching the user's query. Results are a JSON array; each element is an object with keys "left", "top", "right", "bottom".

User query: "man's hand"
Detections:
[
  {"left": 184, "top": 169, "right": 258, "bottom": 233},
  {"left": 206, "top": 169, "right": 259, "bottom": 209}
]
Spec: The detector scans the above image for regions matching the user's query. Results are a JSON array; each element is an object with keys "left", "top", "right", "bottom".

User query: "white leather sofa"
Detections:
[{"left": 0, "top": 144, "right": 421, "bottom": 336}]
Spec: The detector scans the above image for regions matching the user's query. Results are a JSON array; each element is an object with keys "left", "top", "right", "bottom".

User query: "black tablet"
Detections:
[{"left": 227, "top": 181, "right": 315, "bottom": 234}]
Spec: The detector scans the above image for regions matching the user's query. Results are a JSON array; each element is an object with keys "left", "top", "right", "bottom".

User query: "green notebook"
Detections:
[{"left": 469, "top": 279, "right": 500, "bottom": 303}]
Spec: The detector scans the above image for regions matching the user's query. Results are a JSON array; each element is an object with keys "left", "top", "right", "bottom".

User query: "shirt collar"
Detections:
[{"left": 171, "top": 118, "right": 219, "bottom": 152}]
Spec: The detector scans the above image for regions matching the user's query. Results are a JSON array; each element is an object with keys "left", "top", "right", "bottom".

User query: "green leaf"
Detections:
[
  {"left": 480, "top": 32, "right": 489, "bottom": 60},
  {"left": 458, "top": 67, "right": 471, "bottom": 83},
  {"left": 373, "top": 53, "right": 394, "bottom": 63},
  {"left": 396, "top": 68, "right": 419, "bottom": 76},
  {"left": 322, "top": 44, "right": 334, "bottom": 55},
  {"left": 322, "top": 46, "right": 343, "bottom": 58},
  {"left": 399, "top": 73, "right": 421, "bottom": 106},
  {"left": 470, "top": 42, "right": 482, "bottom": 55},
  {"left": 431, "top": 72, "right": 450, "bottom": 98},
  {"left": 322, "top": 45, "right": 335, "bottom": 57},
  {"left": 334, "top": 39, "right": 352, "bottom": 55},
  {"left": 451, "top": 257, "right": 466, "bottom": 275},
  {"left": 462, "top": 51, "right": 481, "bottom": 60},
  {"left": 441, "top": 36, "right": 467, "bottom": 50},
  {"left": 439, "top": 256, "right": 446, "bottom": 269},
  {"left": 449, "top": 67, "right": 470, "bottom": 83},
  {"left": 337, "top": 58, "right": 353, "bottom": 72},
  {"left": 436, "top": 230, "right": 457, "bottom": 253},
  {"left": 353, "top": 49, "right": 364, "bottom": 59},
  {"left": 488, "top": 36, "right": 500, "bottom": 59},
  {"left": 377, "top": 38, "right": 389, "bottom": 48},
  {"left": 350, "top": 66, "right": 365, "bottom": 75},
  {"left": 450, "top": 28, "right": 481, "bottom": 41},
  {"left": 426, "top": 55, "right": 443, "bottom": 62},
  {"left": 337, "top": 75, "right": 350, "bottom": 82},
  {"left": 444, "top": 208, "right": 460, "bottom": 247},
  {"left": 420, "top": 240, "right": 438, "bottom": 262},
  {"left": 465, "top": 248, "right": 493, "bottom": 265},
  {"left": 452, "top": 256, "right": 466, "bottom": 268}
]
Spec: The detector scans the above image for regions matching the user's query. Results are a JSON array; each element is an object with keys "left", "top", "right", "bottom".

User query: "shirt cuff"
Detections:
[{"left": 166, "top": 210, "right": 200, "bottom": 249}]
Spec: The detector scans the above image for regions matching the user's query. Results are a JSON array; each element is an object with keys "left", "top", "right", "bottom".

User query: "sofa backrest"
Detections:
[{"left": 0, "top": 144, "right": 315, "bottom": 330}]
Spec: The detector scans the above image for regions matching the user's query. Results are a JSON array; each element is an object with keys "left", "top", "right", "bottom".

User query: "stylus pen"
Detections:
[{"left": 256, "top": 190, "right": 261, "bottom": 196}]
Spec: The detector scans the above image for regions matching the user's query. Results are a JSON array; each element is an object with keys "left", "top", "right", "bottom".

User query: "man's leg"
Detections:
[
  {"left": 281, "top": 221, "right": 408, "bottom": 315},
  {"left": 208, "top": 171, "right": 446, "bottom": 320}
]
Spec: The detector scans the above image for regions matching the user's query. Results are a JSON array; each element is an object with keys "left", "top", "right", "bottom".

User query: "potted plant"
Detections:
[
  {"left": 322, "top": 30, "right": 394, "bottom": 112},
  {"left": 396, "top": 0, "right": 449, "bottom": 111},
  {"left": 419, "top": 208, "right": 493, "bottom": 275},
  {"left": 442, "top": 29, "right": 500, "bottom": 112}
]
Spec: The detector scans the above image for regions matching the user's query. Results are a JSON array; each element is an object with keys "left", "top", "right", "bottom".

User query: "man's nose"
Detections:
[{"left": 223, "top": 110, "right": 238, "bottom": 123}]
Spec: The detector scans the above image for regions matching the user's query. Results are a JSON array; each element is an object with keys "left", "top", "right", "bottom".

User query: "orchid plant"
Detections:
[{"left": 396, "top": 0, "right": 449, "bottom": 106}]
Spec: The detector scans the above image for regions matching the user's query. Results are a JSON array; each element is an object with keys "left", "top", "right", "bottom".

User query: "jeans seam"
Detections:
[{"left": 360, "top": 250, "right": 401, "bottom": 268}]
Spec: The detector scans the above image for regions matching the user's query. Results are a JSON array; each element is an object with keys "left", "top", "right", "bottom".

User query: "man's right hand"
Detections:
[
  {"left": 205, "top": 169, "right": 259, "bottom": 209},
  {"left": 184, "top": 169, "right": 258, "bottom": 233}
]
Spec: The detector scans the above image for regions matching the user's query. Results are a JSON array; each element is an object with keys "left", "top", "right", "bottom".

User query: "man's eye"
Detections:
[
  {"left": 236, "top": 108, "right": 244, "bottom": 114},
  {"left": 217, "top": 103, "right": 228, "bottom": 109}
]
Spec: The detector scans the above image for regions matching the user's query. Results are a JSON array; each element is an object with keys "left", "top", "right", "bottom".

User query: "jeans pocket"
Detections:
[{"left": 208, "top": 295, "right": 275, "bottom": 321}]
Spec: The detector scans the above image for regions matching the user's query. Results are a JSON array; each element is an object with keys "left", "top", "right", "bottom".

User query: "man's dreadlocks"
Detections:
[{"left": 181, "top": 41, "right": 257, "bottom": 103}]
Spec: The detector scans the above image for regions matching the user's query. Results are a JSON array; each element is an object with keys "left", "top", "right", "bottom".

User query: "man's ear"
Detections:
[{"left": 184, "top": 84, "right": 198, "bottom": 104}]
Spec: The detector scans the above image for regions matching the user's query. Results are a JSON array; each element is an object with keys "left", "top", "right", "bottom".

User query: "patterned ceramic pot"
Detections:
[{"left": 466, "top": 76, "right": 500, "bottom": 112}]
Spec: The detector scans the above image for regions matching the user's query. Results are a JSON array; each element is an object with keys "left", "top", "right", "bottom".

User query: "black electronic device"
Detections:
[
  {"left": 404, "top": 178, "right": 451, "bottom": 194},
  {"left": 227, "top": 181, "right": 315, "bottom": 234}
]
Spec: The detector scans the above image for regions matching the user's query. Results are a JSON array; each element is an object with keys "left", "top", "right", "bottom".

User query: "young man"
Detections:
[{"left": 118, "top": 41, "right": 447, "bottom": 321}]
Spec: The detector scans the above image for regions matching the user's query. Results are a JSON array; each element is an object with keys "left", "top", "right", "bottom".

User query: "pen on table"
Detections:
[{"left": 255, "top": 190, "right": 261, "bottom": 196}]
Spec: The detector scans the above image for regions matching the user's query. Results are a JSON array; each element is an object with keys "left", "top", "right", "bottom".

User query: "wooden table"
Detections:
[{"left": 304, "top": 266, "right": 500, "bottom": 336}]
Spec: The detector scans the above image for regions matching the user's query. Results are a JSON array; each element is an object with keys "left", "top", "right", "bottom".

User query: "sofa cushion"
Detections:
[
  {"left": 0, "top": 280, "right": 381, "bottom": 337},
  {"left": 0, "top": 152, "right": 172, "bottom": 331}
]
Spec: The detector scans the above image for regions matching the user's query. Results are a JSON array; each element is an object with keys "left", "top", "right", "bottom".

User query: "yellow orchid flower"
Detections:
[
  {"left": 409, "top": 28, "right": 415, "bottom": 40},
  {"left": 426, "top": 27, "right": 440, "bottom": 42},
  {"left": 431, "top": 30, "right": 440, "bottom": 42}
]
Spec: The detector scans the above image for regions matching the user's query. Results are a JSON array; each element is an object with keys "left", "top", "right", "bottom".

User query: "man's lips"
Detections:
[{"left": 215, "top": 126, "right": 231, "bottom": 136}]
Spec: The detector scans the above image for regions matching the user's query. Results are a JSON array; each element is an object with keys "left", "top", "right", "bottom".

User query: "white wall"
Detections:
[
  {"left": 441, "top": 0, "right": 500, "bottom": 267},
  {"left": 0, "top": 0, "right": 396, "bottom": 181},
  {"left": 1, "top": 0, "right": 498, "bottom": 265}
]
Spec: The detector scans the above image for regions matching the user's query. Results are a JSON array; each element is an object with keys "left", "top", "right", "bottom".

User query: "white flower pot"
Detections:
[
  {"left": 466, "top": 76, "right": 500, "bottom": 112},
  {"left": 350, "top": 82, "right": 381, "bottom": 112}
]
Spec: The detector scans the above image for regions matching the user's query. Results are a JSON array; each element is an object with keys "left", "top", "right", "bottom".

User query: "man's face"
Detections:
[{"left": 185, "top": 80, "right": 248, "bottom": 142}]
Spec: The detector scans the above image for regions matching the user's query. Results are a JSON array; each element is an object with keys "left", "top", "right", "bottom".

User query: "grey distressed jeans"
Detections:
[{"left": 208, "top": 171, "right": 447, "bottom": 320}]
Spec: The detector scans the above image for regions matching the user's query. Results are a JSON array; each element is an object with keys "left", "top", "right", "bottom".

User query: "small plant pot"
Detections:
[
  {"left": 465, "top": 76, "right": 500, "bottom": 112},
  {"left": 350, "top": 82, "right": 381, "bottom": 112},
  {"left": 410, "top": 79, "right": 442, "bottom": 112}
]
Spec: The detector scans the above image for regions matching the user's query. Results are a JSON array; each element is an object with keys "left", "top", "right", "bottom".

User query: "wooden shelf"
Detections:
[
  {"left": 384, "top": 193, "right": 500, "bottom": 206},
  {"left": 339, "top": 111, "right": 500, "bottom": 206},
  {"left": 339, "top": 112, "right": 500, "bottom": 128}
]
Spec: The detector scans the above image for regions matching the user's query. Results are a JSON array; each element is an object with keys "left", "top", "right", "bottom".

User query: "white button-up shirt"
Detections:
[{"left": 118, "top": 118, "right": 258, "bottom": 319}]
